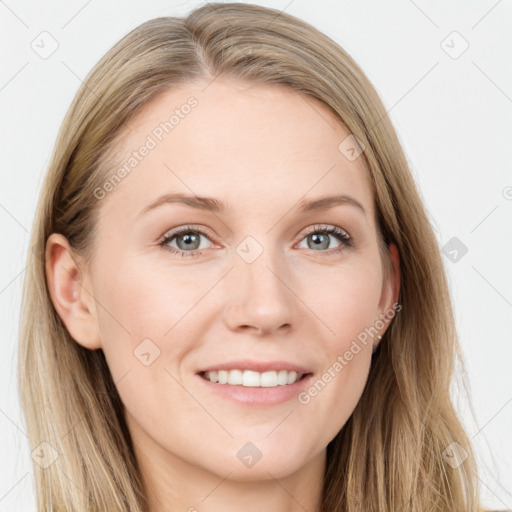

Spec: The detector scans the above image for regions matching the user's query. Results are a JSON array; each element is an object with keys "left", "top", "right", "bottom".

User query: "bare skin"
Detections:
[{"left": 46, "top": 77, "right": 400, "bottom": 512}]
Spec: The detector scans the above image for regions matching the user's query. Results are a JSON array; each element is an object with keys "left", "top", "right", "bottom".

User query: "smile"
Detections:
[{"left": 200, "top": 369, "right": 308, "bottom": 387}]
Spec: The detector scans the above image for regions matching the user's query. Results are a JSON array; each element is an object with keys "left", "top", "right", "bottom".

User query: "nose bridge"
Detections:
[{"left": 222, "top": 234, "right": 296, "bottom": 334}]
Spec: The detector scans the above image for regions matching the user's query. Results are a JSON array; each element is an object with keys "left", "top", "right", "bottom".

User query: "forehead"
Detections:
[{"left": 98, "top": 78, "right": 374, "bottom": 224}]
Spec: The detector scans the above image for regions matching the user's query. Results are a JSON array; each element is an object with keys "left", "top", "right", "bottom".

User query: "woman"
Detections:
[{"left": 18, "top": 2, "right": 497, "bottom": 511}]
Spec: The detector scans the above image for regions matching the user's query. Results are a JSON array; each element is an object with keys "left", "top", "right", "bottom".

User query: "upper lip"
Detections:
[{"left": 197, "top": 360, "right": 313, "bottom": 374}]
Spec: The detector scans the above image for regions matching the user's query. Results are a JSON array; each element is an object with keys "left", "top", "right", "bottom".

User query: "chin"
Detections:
[{"left": 220, "top": 458, "right": 306, "bottom": 483}]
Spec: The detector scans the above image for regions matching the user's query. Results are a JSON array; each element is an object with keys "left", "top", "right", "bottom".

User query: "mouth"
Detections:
[
  {"left": 198, "top": 369, "right": 312, "bottom": 387},
  {"left": 195, "top": 363, "right": 315, "bottom": 407}
]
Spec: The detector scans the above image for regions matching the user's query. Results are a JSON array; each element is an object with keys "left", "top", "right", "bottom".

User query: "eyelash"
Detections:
[{"left": 158, "top": 224, "right": 353, "bottom": 259}]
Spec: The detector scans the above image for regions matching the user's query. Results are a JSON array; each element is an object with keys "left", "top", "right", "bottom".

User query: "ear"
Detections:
[
  {"left": 45, "top": 233, "right": 102, "bottom": 350},
  {"left": 375, "top": 242, "right": 401, "bottom": 349}
]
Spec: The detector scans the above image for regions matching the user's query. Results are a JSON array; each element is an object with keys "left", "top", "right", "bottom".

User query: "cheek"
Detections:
[
  {"left": 91, "top": 257, "right": 197, "bottom": 388},
  {"left": 298, "top": 321, "right": 374, "bottom": 453},
  {"left": 303, "top": 258, "right": 383, "bottom": 340},
  {"left": 304, "top": 348, "right": 372, "bottom": 453},
  {"left": 91, "top": 263, "right": 198, "bottom": 435},
  {"left": 94, "top": 254, "right": 199, "bottom": 342},
  {"left": 295, "top": 263, "right": 381, "bottom": 444}
]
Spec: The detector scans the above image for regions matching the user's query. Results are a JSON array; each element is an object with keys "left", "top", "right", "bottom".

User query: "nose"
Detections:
[{"left": 222, "top": 244, "right": 298, "bottom": 336}]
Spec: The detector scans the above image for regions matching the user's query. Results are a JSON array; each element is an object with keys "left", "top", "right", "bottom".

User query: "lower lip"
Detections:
[{"left": 197, "top": 373, "right": 314, "bottom": 407}]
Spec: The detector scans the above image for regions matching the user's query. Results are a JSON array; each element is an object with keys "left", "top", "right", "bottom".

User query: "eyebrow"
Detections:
[{"left": 138, "top": 192, "right": 366, "bottom": 217}]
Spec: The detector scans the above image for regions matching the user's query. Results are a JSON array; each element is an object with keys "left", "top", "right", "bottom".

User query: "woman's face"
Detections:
[{"left": 54, "top": 78, "right": 399, "bottom": 485}]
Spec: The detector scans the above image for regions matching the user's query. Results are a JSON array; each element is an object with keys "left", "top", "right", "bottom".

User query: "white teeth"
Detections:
[
  {"left": 243, "top": 370, "right": 261, "bottom": 387},
  {"left": 260, "top": 371, "right": 277, "bottom": 387},
  {"left": 277, "top": 370, "right": 288, "bottom": 385},
  {"left": 228, "top": 369, "right": 243, "bottom": 385},
  {"left": 203, "top": 369, "right": 302, "bottom": 387}
]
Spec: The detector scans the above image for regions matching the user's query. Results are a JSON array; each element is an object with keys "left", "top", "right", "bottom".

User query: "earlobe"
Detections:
[{"left": 45, "top": 233, "right": 102, "bottom": 350}]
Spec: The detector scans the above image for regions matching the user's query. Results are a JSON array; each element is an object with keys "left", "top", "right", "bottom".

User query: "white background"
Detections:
[{"left": 1, "top": 0, "right": 511, "bottom": 510}]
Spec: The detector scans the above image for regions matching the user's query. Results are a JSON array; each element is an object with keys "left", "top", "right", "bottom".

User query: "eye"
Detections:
[
  {"left": 158, "top": 225, "right": 215, "bottom": 258},
  {"left": 158, "top": 224, "right": 353, "bottom": 259},
  {"left": 297, "top": 224, "right": 353, "bottom": 255}
]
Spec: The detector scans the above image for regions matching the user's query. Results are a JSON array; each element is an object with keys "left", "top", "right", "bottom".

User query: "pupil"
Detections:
[
  {"left": 310, "top": 233, "right": 328, "bottom": 250},
  {"left": 179, "top": 233, "right": 199, "bottom": 250}
]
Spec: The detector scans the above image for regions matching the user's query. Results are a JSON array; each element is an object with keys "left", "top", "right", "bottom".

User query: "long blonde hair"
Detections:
[{"left": 19, "top": 3, "right": 486, "bottom": 511}]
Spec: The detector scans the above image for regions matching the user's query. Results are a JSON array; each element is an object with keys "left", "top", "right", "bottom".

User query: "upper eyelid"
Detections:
[{"left": 161, "top": 224, "right": 213, "bottom": 239}]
